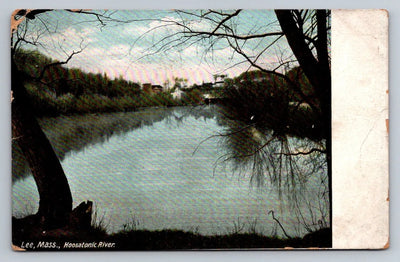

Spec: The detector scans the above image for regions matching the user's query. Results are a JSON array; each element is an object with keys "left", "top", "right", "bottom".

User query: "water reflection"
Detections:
[
  {"left": 214, "top": 105, "right": 330, "bottom": 232},
  {"left": 12, "top": 105, "right": 329, "bottom": 236},
  {"left": 12, "top": 106, "right": 217, "bottom": 182}
]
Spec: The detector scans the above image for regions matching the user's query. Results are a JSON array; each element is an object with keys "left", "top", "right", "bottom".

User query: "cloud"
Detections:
[
  {"left": 34, "top": 11, "right": 290, "bottom": 87},
  {"left": 120, "top": 16, "right": 179, "bottom": 38},
  {"left": 108, "top": 44, "right": 130, "bottom": 58},
  {"left": 43, "top": 27, "right": 95, "bottom": 47}
]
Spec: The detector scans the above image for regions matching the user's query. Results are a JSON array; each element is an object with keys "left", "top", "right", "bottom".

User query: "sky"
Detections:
[{"left": 15, "top": 10, "right": 294, "bottom": 86}]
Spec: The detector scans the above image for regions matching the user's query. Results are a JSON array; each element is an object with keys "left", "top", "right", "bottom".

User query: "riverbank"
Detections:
[
  {"left": 12, "top": 220, "right": 331, "bottom": 250},
  {"left": 13, "top": 105, "right": 329, "bottom": 242},
  {"left": 12, "top": 202, "right": 331, "bottom": 250},
  {"left": 109, "top": 228, "right": 331, "bottom": 250},
  {"left": 26, "top": 82, "right": 205, "bottom": 117}
]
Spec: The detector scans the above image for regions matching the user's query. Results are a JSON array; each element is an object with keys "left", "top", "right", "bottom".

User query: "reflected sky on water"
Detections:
[{"left": 12, "top": 106, "right": 328, "bottom": 237}]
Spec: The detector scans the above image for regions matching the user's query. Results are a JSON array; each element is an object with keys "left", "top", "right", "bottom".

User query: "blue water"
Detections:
[{"left": 12, "top": 106, "right": 328, "bottom": 237}]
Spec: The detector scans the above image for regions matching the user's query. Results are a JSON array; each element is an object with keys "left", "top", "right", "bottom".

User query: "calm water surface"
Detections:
[{"left": 12, "top": 106, "right": 327, "bottom": 237}]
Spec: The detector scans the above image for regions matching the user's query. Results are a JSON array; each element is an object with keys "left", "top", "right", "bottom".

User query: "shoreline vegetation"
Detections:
[
  {"left": 13, "top": 229, "right": 332, "bottom": 250},
  {"left": 13, "top": 199, "right": 330, "bottom": 250},
  {"left": 17, "top": 50, "right": 208, "bottom": 117},
  {"left": 17, "top": 50, "right": 317, "bottom": 120},
  {"left": 13, "top": 50, "right": 330, "bottom": 249},
  {"left": 18, "top": 49, "right": 324, "bottom": 143},
  {"left": 13, "top": 213, "right": 331, "bottom": 250}
]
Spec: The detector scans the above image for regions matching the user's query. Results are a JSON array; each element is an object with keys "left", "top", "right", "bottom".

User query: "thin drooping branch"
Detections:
[
  {"left": 276, "top": 148, "right": 327, "bottom": 156},
  {"left": 66, "top": 9, "right": 109, "bottom": 26},
  {"left": 182, "top": 30, "right": 284, "bottom": 40},
  {"left": 275, "top": 10, "right": 320, "bottom": 91},
  {"left": 226, "top": 37, "right": 290, "bottom": 82},
  {"left": 11, "top": 9, "right": 52, "bottom": 35},
  {"left": 253, "top": 34, "right": 284, "bottom": 65},
  {"left": 35, "top": 49, "right": 83, "bottom": 81},
  {"left": 210, "top": 9, "right": 242, "bottom": 34},
  {"left": 268, "top": 210, "right": 291, "bottom": 238},
  {"left": 222, "top": 136, "right": 276, "bottom": 161},
  {"left": 191, "top": 123, "right": 256, "bottom": 156}
]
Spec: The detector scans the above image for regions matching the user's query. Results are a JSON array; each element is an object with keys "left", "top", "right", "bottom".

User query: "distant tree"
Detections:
[{"left": 172, "top": 77, "right": 188, "bottom": 89}]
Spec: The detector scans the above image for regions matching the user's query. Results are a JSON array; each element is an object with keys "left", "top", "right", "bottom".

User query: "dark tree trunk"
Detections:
[
  {"left": 275, "top": 10, "right": 331, "bottom": 120},
  {"left": 315, "top": 10, "right": 332, "bottom": 130},
  {"left": 11, "top": 58, "right": 72, "bottom": 229},
  {"left": 275, "top": 10, "right": 321, "bottom": 93},
  {"left": 275, "top": 10, "right": 332, "bottom": 233}
]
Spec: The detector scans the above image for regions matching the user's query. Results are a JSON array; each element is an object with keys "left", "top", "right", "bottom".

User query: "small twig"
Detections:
[
  {"left": 210, "top": 9, "right": 242, "bottom": 35},
  {"left": 268, "top": 210, "right": 291, "bottom": 238},
  {"left": 275, "top": 148, "right": 327, "bottom": 156},
  {"left": 191, "top": 124, "right": 255, "bottom": 156},
  {"left": 35, "top": 50, "right": 83, "bottom": 81}
]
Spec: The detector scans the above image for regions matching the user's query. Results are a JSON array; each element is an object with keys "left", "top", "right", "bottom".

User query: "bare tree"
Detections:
[
  {"left": 12, "top": 9, "right": 73, "bottom": 229},
  {"left": 11, "top": 9, "right": 331, "bottom": 238},
  {"left": 11, "top": 9, "right": 117, "bottom": 230},
  {"left": 141, "top": 10, "right": 330, "bottom": 115},
  {"left": 148, "top": 9, "right": 331, "bottom": 234}
]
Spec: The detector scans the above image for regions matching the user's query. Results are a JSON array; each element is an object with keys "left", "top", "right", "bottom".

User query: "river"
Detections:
[{"left": 12, "top": 105, "right": 329, "bottom": 237}]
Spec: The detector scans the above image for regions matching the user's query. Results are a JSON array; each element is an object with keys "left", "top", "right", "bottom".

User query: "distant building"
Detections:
[
  {"left": 213, "top": 74, "right": 226, "bottom": 88},
  {"left": 172, "top": 89, "right": 183, "bottom": 99},
  {"left": 212, "top": 81, "right": 225, "bottom": 88},
  {"left": 143, "top": 83, "right": 153, "bottom": 94},
  {"left": 238, "top": 70, "right": 274, "bottom": 83},
  {"left": 142, "top": 83, "right": 163, "bottom": 94},
  {"left": 151, "top": 85, "right": 163, "bottom": 94}
]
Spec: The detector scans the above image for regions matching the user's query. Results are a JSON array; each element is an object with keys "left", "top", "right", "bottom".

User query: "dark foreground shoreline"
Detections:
[{"left": 12, "top": 224, "right": 331, "bottom": 251}]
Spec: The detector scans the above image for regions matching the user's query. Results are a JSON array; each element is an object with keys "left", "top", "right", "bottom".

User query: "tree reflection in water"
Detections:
[
  {"left": 13, "top": 104, "right": 330, "bottom": 235},
  {"left": 212, "top": 104, "right": 330, "bottom": 234}
]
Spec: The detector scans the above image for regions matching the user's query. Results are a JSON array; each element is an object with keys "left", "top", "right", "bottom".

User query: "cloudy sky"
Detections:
[{"left": 17, "top": 10, "right": 293, "bottom": 85}]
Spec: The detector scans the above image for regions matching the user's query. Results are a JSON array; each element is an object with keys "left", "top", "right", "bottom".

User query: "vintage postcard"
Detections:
[{"left": 10, "top": 9, "right": 388, "bottom": 251}]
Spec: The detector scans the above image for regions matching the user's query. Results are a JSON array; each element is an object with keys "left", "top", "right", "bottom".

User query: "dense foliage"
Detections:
[
  {"left": 220, "top": 69, "right": 323, "bottom": 140},
  {"left": 14, "top": 50, "right": 204, "bottom": 116}
]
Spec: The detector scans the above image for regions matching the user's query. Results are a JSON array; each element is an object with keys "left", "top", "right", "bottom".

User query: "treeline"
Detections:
[
  {"left": 227, "top": 68, "right": 315, "bottom": 103},
  {"left": 14, "top": 50, "right": 203, "bottom": 116},
  {"left": 220, "top": 68, "right": 323, "bottom": 140}
]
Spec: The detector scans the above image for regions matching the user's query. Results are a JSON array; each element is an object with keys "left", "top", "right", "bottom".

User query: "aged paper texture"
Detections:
[
  {"left": 11, "top": 9, "right": 389, "bottom": 251},
  {"left": 332, "top": 9, "right": 389, "bottom": 249}
]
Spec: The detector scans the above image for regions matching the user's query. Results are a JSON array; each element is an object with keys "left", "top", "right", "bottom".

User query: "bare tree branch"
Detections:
[
  {"left": 276, "top": 148, "right": 327, "bottom": 156},
  {"left": 35, "top": 49, "right": 83, "bottom": 81},
  {"left": 268, "top": 210, "right": 291, "bottom": 238},
  {"left": 182, "top": 30, "right": 284, "bottom": 40},
  {"left": 210, "top": 9, "right": 242, "bottom": 34}
]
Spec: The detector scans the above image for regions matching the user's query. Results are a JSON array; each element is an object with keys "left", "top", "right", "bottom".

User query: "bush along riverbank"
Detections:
[
  {"left": 12, "top": 201, "right": 330, "bottom": 251},
  {"left": 14, "top": 50, "right": 206, "bottom": 117},
  {"left": 13, "top": 217, "right": 331, "bottom": 250},
  {"left": 24, "top": 81, "right": 205, "bottom": 117}
]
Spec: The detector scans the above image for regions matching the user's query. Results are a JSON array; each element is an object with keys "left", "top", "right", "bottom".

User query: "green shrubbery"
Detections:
[
  {"left": 219, "top": 69, "right": 324, "bottom": 140},
  {"left": 14, "top": 49, "right": 205, "bottom": 116}
]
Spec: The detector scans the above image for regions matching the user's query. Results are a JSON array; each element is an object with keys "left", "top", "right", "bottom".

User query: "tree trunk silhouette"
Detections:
[
  {"left": 275, "top": 9, "right": 332, "bottom": 231},
  {"left": 275, "top": 10, "right": 331, "bottom": 124},
  {"left": 12, "top": 58, "right": 72, "bottom": 229}
]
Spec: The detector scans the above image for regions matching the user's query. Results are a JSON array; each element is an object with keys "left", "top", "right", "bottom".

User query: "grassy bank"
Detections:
[
  {"left": 14, "top": 49, "right": 204, "bottom": 117},
  {"left": 25, "top": 82, "right": 204, "bottom": 116},
  {"left": 108, "top": 228, "right": 331, "bottom": 250},
  {"left": 12, "top": 223, "right": 331, "bottom": 250},
  {"left": 12, "top": 206, "right": 331, "bottom": 250}
]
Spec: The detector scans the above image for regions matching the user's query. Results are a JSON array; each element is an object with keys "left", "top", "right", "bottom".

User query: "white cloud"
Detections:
[
  {"left": 120, "top": 16, "right": 179, "bottom": 38},
  {"left": 108, "top": 44, "right": 130, "bottom": 57},
  {"left": 33, "top": 11, "right": 290, "bottom": 87}
]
